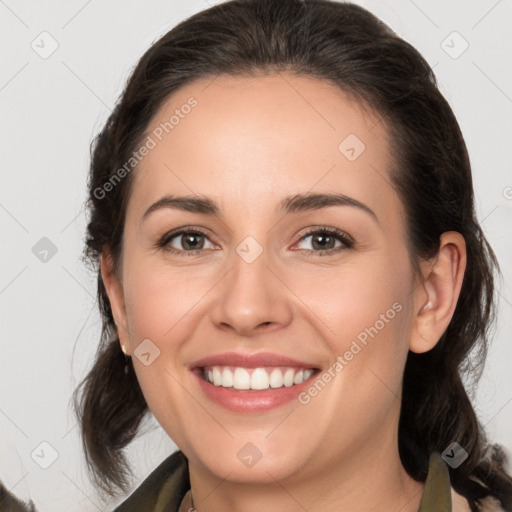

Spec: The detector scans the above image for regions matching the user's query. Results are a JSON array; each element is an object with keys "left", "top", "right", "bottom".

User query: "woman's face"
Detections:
[{"left": 106, "top": 73, "right": 425, "bottom": 483}]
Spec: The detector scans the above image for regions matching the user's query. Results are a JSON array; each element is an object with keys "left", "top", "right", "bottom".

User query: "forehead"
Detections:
[{"left": 128, "top": 72, "right": 401, "bottom": 225}]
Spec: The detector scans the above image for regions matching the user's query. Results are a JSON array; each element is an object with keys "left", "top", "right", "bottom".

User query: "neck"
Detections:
[
  {"left": 185, "top": 444, "right": 424, "bottom": 511},
  {"left": 184, "top": 403, "right": 424, "bottom": 512}
]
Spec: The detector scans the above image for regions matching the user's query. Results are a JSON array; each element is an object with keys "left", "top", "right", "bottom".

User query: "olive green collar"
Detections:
[
  {"left": 418, "top": 452, "right": 452, "bottom": 511},
  {"left": 113, "top": 450, "right": 453, "bottom": 512}
]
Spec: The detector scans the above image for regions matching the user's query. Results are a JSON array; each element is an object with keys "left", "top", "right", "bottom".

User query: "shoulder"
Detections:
[
  {"left": 451, "top": 486, "right": 471, "bottom": 512},
  {"left": 451, "top": 486, "right": 506, "bottom": 512},
  {"left": 111, "top": 450, "right": 190, "bottom": 512},
  {"left": 0, "top": 451, "right": 189, "bottom": 512},
  {"left": 0, "top": 481, "right": 37, "bottom": 512}
]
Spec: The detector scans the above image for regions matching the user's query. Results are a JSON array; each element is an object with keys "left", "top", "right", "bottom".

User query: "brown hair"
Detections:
[{"left": 72, "top": 0, "right": 512, "bottom": 509}]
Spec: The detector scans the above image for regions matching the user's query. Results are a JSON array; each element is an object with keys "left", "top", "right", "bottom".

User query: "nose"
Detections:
[{"left": 210, "top": 245, "right": 293, "bottom": 337}]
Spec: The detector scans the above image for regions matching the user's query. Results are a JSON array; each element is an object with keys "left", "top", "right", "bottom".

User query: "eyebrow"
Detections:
[{"left": 142, "top": 192, "right": 379, "bottom": 224}]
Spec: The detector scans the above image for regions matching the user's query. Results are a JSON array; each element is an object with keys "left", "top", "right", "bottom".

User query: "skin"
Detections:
[{"left": 101, "top": 72, "right": 466, "bottom": 512}]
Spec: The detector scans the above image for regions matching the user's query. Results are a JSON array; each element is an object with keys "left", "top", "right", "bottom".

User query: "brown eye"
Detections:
[
  {"left": 159, "top": 228, "right": 216, "bottom": 256},
  {"left": 294, "top": 227, "right": 354, "bottom": 255},
  {"left": 178, "top": 232, "right": 206, "bottom": 250},
  {"left": 309, "top": 232, "right": 337, "bottom": 250}
]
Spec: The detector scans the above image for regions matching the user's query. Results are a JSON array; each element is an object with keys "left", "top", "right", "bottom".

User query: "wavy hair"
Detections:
[{"left": 72, "top": 0, "right": 512, "bottom": 509}]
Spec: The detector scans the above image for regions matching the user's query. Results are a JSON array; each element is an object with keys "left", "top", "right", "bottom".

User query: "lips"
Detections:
[
  {"left": 190, "top": 351, "right": 319, "bottom": 370},
  {"left": 189, "top": 351, "right": 321, "bottom": 412}
]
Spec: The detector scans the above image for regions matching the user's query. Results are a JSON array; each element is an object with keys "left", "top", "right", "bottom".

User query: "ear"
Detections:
[
  {"left": 100, "top": 250, "right": 131, "bottom": 356},
  {"left": 409, "top": 231, "right": 467, "bottom": 354}
]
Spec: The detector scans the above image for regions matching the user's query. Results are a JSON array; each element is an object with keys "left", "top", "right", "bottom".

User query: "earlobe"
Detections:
[
  {"left": 100, "top": 250, "right": 131, "bottom": 355},
  {"left": 409, "top": 232, "right": 467, "bottom": 354}
]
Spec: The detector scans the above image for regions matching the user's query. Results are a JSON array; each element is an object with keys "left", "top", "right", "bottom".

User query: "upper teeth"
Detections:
[{"left": 203, "top": 366, "right": 315, "bottom": 390}]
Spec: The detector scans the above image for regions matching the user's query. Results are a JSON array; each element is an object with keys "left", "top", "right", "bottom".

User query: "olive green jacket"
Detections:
[
  {"left": 1, "top": 451, "right": 499, "bottom": 511},
  {"left": 111, "top": 450, "right": 463, "bottom": 512}
]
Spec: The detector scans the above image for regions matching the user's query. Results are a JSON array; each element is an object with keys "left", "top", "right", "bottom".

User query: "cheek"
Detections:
[
  {"left": 295, "top": 251, "right": 413, "bottom": 396},
  {"left": 121, "top": 259, "right": 199, "bottom": 440},
  {"left": 122, "top": 255, "right": 211, "bottom": 342},
  {"left": 292, "top": 254, "right": 411, "bottom": 342}
]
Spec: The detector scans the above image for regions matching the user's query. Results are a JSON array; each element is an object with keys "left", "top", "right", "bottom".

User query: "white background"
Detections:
[{"left": 1, "top": 0, "right": 511, "bottom": 510}]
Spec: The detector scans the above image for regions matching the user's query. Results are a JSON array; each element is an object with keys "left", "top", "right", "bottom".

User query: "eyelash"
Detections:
[{"left": 156, "top": 225, "right": 355, "bottom": 257}]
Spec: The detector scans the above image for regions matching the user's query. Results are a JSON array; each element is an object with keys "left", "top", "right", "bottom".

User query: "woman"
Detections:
[{"left": 2, "top": 0, "right": 511, "bottom": 511}]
